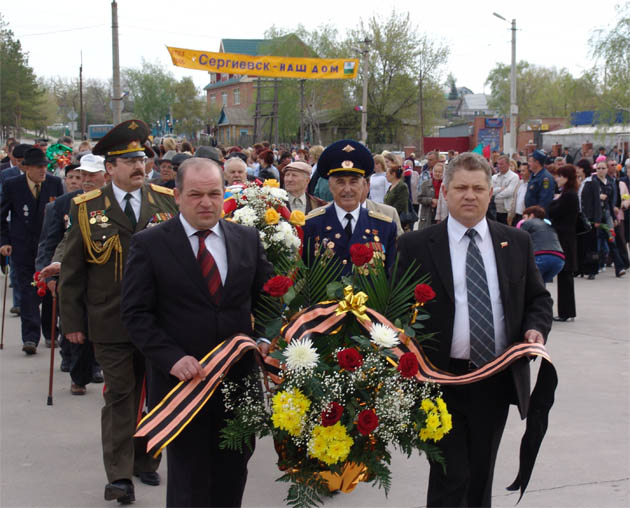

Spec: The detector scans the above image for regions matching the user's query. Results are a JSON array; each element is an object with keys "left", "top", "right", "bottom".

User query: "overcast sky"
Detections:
[{"left": 3, "top": 0, "right": 621, "bottom": 99}]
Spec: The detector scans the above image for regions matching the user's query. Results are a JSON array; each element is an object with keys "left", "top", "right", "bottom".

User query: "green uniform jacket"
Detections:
[{"left": 59, "top": 182, "right": 178, "bottom": 344}]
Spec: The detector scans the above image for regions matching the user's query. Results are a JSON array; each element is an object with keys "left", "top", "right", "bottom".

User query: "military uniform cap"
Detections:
[
  {"left": 93, "top": 119, "right": 150, "bottom": 158},
  {"left": 318, "top": 139, "right": 374, "bottom": 179}
]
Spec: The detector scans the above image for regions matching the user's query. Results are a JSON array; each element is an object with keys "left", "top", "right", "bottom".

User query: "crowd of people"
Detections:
[{"left": 0, "top": 123, "right": 626, "bottom": 507}]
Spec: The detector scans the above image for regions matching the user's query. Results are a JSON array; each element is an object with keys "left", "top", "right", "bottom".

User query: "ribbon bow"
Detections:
[{"left": 335, "top": 286, "right": 370, "bottom": 321}]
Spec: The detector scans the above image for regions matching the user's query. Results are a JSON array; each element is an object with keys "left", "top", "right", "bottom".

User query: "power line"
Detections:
[{"left": 17, "top": 24, "right": 107, "bottom": 37}]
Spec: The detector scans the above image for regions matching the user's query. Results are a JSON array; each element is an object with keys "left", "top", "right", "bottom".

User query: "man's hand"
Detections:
[
  {"left": 170, "top": 355, "right": 204, "bottom": 382},
  {"left": 66, "top": 331, "right": 86, "bottom": 344},
  {"left": 39, "top": 262, "right": 61, "bottom": 280},
  {"left": 257, "top": 341, "right": 271, "bottom": 358},
  {"left": 524, "top": 329, "right": 545, "bottom": 345},
  {"left": 0, "top": 245, "right": 12, "bottom": 257},
  {"left": 600, "top": 193, "right": 608, "bottom": 200},
  {"left": 47, "top": 280, "right": 57, "bottom": 294}
]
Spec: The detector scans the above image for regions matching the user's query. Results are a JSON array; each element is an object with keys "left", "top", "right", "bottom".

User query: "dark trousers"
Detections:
[
  {"left": 166, "top": 400, "right": 253, "bottom": 507},
  {"left": 14, "top": 259, "right": 42, "bottom": 344},
  {"left": 69, "top": 339, "right": 96, "bottom": 386},
  {"left": 556, "top": 270, "right": 576, "bottom": 319},
  {"left": 93, "top": 342, "right": 160, "bottom": 482},
  {"left": 614, "top": 221, "right": 629, "bottom": 268},
  {"left": 427, "top": 367, "right": 512, "bottom": 507},
  {"left": 8, "top": 256, "right": 21, "bottom": 307}
]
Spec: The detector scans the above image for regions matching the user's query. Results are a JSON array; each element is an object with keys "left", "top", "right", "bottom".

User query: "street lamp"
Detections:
[{"left": 493, "top": 12, "right": 518, "bottom": 156}]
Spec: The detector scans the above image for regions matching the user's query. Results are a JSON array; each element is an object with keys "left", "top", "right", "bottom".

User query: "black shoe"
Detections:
[
  {"left": 22, "top": 342, "right": 37, "bottom": 355},
  {"left": 587, "top": 274, "right": 596, "bottom": 280},
  {"left": 91, "top": 370, "right": 104, "bottom": 383},
  {"left": 553, "top": 316, "right": 574, "bottom": 322},
  {"left": 9, "top": 306, "right": 20, "bottom": 316},
  {"left": 134, "top": 471, "right": 160, "bottom": 486},
  {"left": 60, "top": 359, "right": 71, "bottom": 372},
  {"left": 104, "top": 479, "right": 135, "bottom": 503},
  {"left": 617, "top": 269, "right": 626, "bottom": 277}
]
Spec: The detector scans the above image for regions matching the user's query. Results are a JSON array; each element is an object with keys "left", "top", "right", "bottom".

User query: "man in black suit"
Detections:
[
  {"left": 0, "top": 147, "right": 64, "bottom": 354},
  {"left": 121, "top": 157, "right": 273, "bottom": 507},
  {"left": 397, "top": 152, "right": 553, "bottom": 507}
]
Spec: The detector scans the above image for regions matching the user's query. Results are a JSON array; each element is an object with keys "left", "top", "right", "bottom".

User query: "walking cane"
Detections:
[
  {"left": 0, "top": 258, "right": 8, "bottom": 351},
  {"left": 47, "top": 291, "right": 57, "bottom": 406}
]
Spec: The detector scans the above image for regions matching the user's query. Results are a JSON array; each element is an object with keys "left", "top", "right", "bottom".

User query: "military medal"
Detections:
[
  {"left": 334, "top": 233, "right": 341, "bottom": 239},
  {"left": 326, "top": 226, "right": 332, "bottom": 231},
  {"left": 23, "top": 205, "right": 29, "bottom": 217}
]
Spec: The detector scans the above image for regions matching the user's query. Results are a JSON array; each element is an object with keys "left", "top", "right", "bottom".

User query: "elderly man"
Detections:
[
  {"left": 491, "top": 155, "right": 520, "bottom": 224},
  {"left": 224, "top": 157, "right": 248, "bottom": 187},
  {"left": 284, "top": 161, "right": 327, "bottom": 213},
  {"left": 303, "top": 140, "right": 397, "bottom": 278}
]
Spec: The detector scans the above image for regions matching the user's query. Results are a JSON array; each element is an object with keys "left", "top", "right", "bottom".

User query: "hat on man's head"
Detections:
[
  {"left": 531, "top": 149, "right": 548, "bottom": 166},
  {"left": 158, "top": 150, "right": 177, "bottom": 163},
  {"left": 92, "top": 119, "right": 150, "bottom": 158},
  {"left": 194, "top": 145, "right": 223, "bottom": 165},
  {"left": 64, "top": 163, "right": 81, "bottom": 176},
  {"left": 22, "top": 147, "right": 49, "bottom": 166},
  {"left": 317, "top": 139, "right": 374, "bottom": 179},
  {"left": 171, "top": 153, "right": 191, "bottom": 169},
  {"left": 284, "top": 161, "right": 312, "bottom": 176},
  {"left": 13, "top": 144, "right": 32, "bottom": 159},
  {"left": 77, "top": 154, "right": 105, "bottom": 173}
]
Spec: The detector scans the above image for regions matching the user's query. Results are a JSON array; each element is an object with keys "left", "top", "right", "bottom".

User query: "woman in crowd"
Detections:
[
  {"left": 384, "top": 155, "right": 410, "bottom": 222},
  {"left": 518, "top": 206, "right": 565, "bottom": 284},
  {"left": 508, "top": 161, "right": 529, "bottom": 225},
  {"left": 548, "top": 165, "right": 579, "bottom": 322},
  {"left": 257, "top": 149, "right": 280, "bottom": 181},
  {"left": 369, "top": 154, "right": 389, "bottom": 203},
  {"left": 417, "top": 162, "right": 443, "bottom": 230}
]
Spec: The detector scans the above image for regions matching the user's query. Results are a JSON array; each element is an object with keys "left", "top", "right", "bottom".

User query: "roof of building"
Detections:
[
  {"left": 204, "top": 77, "right": 243, "bottom": 91},
  {"left": 218, "top": 107, "right": 253, "bottom": 127},
  {"left": 461, "top": 94, "right": 490, "bottom": 111},
  {"left": 220, "top": 39, "right": 267, "bottom": 56}
]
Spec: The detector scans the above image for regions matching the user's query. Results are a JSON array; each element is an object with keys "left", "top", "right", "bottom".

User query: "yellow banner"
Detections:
[{"left": 166, "top": 46, "right": 358, "bottom": 80}]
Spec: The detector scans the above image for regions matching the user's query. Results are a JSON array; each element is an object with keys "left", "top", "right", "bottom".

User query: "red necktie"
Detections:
[{"left": 195, "top": 230, "right": 222, "bottom": 304}]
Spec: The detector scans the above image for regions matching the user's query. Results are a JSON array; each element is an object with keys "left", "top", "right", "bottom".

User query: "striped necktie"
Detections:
[
  {"left": 465, "top": 229, "right": 495, "bottom": 367},
  {"left": 195, "top": 230, "right": 222, "bottom": 305}
]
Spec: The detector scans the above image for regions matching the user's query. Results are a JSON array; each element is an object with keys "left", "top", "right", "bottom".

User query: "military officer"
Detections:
[
  {"left": 525, "top": 149, "right": 555, "bottom": 209},
  {"left": 59, "top": 120, "right": 178, "bottom": 505},
  {"left": 303, "top": 140, "right": 397, "bottom": 277}
]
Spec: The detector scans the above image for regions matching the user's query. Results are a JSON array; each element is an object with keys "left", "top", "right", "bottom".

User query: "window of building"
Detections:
[
  {"left": 233, "top": 88, "right": 240, "bottom": 105},
  {"left": 210, "top": 94, "right": 216, "bottom": 106},
  {"left": 222, "top": 92, "right": 228, "bottom": 106}
]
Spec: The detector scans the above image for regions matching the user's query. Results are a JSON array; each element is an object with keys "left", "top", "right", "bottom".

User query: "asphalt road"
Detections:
[{"left": 0, "top": 270, "right": 628, "bottom": 508}]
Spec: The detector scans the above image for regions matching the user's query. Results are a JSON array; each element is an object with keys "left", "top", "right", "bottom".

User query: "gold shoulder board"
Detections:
[
  {"left": 305, "top": 207, "right": 326, "bottom": 220},
  {"left": 368, "top": 210, "right": 393, "bottom": 223},
  {"left": 150, "top": 183, "right": 175, "bottom": 196},
  {"left": 72, "top": 189, "right": 102, "bottom": 205}
]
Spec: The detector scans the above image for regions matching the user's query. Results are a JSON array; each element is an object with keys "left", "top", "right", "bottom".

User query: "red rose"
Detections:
[
  {"left": 397, "top": 352, "right": 419, "bottom": 378},
  {"left": 357, "top": 409, "right": 378, "bottom": 435},
  {"left": 263, "top": 275, "right": 293, "bottom": 297},
  {"left": 349, "top": 243, "right": 373, "bottom": 266},
  {"left": 321, "top": 402, "right": 344, "bottom": 427},
  {"left": 337, "top": 348, "right": 363, "bottom": 371},
  {"left": 37, "top": 287, "right": 47, "bottom": 297},
  {"left": 414, "top": 283, "right": 436, "bottom": 304}
]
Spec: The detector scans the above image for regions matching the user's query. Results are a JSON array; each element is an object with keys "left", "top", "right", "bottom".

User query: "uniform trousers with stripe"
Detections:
[
  {"left": 427, "top": 364, "right": 514, "bottom": 508},
  {"left": 166, "top": 395, "right": 254, "bottom": 507}
]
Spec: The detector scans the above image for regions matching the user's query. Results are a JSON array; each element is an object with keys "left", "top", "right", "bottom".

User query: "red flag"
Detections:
[{"left": 482, "top": 145, "right": 491, "bottom": 159}]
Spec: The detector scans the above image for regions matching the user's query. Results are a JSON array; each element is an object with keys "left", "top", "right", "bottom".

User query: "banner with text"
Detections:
[{"left": 166, "top": 46, "right": 359, "bottom": 80}]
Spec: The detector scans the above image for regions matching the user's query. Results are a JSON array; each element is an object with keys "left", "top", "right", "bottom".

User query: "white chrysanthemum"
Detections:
[
  {"left": 284, "top": 338, "right": 319, "bottom": 371},
  {"left": 370, "top": 323, "right": 400, "bottom": 349},
  {"left": 262, "top": 186, "right": 289, "bottom": 201},
  {"left": 233, "top": 206, "right": 258, "bottom": 227},
  {"left": 259, "top": 231, "right": 269, "bottom": 249}
]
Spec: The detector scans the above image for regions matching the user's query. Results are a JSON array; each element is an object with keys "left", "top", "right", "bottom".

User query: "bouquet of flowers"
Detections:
[
  {"left": 597, "top": 222, "right": 616, "bottom": 243},
  {"left": 220, "top": 244, "right": 451, "bottom": 508},
  {"left": 223, "top": 179, "right": 303, "bottom": 266}
]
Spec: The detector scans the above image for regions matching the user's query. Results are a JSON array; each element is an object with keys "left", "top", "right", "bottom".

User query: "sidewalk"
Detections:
[{"left": 1, "top": 270, "right": 628, "bottom": 507}]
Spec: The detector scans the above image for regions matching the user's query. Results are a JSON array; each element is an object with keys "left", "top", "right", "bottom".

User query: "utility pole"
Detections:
[
  {"left": 509, "top": 18, "right": 518, "bottom": 157},
  {"left": 300, "top": 79, "right": 305, "bottom": 148},
  {"left": 79, "top": 51, "right": 84, "bottom": 140},
  {"left": 360, "top": 38, "right": 371, "bottom": 145},
  {"left": 111, "top": 1, "right": 122, "bottom": 125}
]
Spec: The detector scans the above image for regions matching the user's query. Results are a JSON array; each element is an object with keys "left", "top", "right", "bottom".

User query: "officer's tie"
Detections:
[
  {"left": 123, "top": 193, "right": 137, "bottom": 228},
  {"left": 195, "top": 230, "right": 222, "bottom": 305},
  {"left": 344, "top": 213, "right": 353, "bottom": 238},
  {"left": 465, "top": 229, "right": 495, "bottom": 367},
  {"left": 34, "top": 183, "right": 41, "bottom": 200}
]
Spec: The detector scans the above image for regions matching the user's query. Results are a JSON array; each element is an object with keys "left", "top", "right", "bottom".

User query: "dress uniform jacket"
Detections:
[{"left": 302, "top": 204, "right": 397, "bottom": 277}]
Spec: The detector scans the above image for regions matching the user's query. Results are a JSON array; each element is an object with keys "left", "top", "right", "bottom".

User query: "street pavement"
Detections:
[{"left": 0, "top": 270, "right": 628, "bottom": 508}]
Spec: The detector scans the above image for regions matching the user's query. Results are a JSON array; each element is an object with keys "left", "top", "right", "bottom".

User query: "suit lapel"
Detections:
[
  {"left": 351, "top": 208, "right": 369, "bottom": 243},
  {"left": 428, "top": 220, "right": 455, "bottom": 304},
  {"left": 102, "top": 184, "right": 134, "bottom": 232},
  {"left": 488, "top": 221, "right": 512, "bottom": 328},
  {"left": 220, "top": 219, "right": 239, "bottom": 296}
]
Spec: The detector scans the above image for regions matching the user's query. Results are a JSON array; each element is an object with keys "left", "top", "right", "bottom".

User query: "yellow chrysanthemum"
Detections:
[
  {"left": 271, "top": 388, "right": 311, "bottom": 436},
  {"left": 263, "top": 179, "right": 280, "bottom": 188},
  {"left": 265, "top": 208, "right": 280, "bottom": 225},
  {"left": 289, "top": 210, "right": 306, "bottom": 226},
  {"left": 308, "top": 422, "right": 353, "bottom": 465},
  {"left": 419, "top": 397, "right": 452, "bottom": 442}
]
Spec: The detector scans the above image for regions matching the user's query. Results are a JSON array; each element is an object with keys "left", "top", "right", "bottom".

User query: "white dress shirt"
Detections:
[
  {"left": 447, "top": 217, "right": 507, "bottom": 360},
  {"left": 334, "top": 203, "right": 360, "bottom": 234},
  {"left": 179, "top": 214, "right": 228, "bottom": 284},
  {"left": 111, "top": 182, "right": 141, "bottom": 222},
  {"left": 289, "top": 193, "right": 307, "bottom": 213}
]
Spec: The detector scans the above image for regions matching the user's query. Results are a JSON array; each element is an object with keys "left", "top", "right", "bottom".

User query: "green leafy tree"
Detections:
[
  {"left": 446, "top": 73, "right": 458, "bottom": 100},
  {"left": 171, "top": 77, "right": 206, "bottom": 140},
  {"left": 122, "top": 60, "right": 175, "bottom": 125}
]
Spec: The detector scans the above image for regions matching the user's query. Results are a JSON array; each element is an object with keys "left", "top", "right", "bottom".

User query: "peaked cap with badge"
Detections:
[
  {"left": 93, "top": 119, "right": 151, "bottom": 159},
  {"left": 318, "top": 139, "right": 374, "bottom": 179}
]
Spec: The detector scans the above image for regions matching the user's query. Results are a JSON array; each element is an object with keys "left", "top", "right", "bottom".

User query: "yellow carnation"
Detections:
[
  {"left": 271, "top": 388, "right": 311, "bottom": 436},
  {"left": 289, "top": 210, "right": 306, "bottom": 226},
  {"left": 265, "top": 208, "right": 280, "bottom": 225},
  {"left": 308, "top": 422, "right": 353, "bottom": 465},
  {"left": 263, "top": 179, "right": 280, "bottom": 188}
]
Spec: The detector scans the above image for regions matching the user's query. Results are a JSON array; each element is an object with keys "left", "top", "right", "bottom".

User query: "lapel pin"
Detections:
[{"left": 500, "top": 241, "right": 508, "bottom": 248}]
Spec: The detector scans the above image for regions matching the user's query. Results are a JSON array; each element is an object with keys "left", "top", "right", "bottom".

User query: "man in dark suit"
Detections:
[
  {"left": 397, "top": 152, "right": 553, "bottom": 507},
  {"left": 121, "top": 157, "right": 273, "bottom": 507},
  {"left": 0, "top": 147, "right": 64, "bottom": 354}
]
